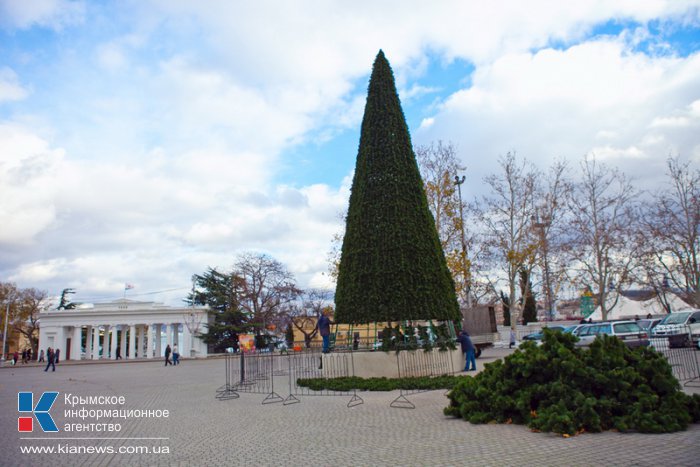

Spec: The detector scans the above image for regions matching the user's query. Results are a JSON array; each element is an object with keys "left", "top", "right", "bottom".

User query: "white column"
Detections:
[
  {"left": 147, "top": 325, "right": 155, "bottom": 359},
  {"left": 128, "top": 325, "right": 136, "bottom": 359},
  {"left": 155, "top": 325, "right": 162, "bottom": 357},
  {"left": 137, "top": 325, "right": 144, "bottom": 358},
  {"left": 182, "top": 325, "right": 191, "bottom": 358},
  {"left": 92, "top": 326, "right": 100, "bottom": 359},
  {"left": 166, "top": 324, "right": 173, "bottom": 349},
  {"left": 110, "top": 325, "right": 118, "bottom": 359},
  {"left": 102, "top": 325, "right": 110, "bottom": 359},
  {"left": 71, "top": 326, "right": 82, "bottom": 361},
  {"left": 85, "top": 325, "right": 93, "bottom": 359},
  {"left": 119, "top": 325, "right": 127, "bottom": 359}
]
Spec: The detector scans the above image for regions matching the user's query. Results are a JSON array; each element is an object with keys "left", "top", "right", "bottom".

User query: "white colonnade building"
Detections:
[{"left": 38, "top": 299, "right": 208, "bottom": 361}]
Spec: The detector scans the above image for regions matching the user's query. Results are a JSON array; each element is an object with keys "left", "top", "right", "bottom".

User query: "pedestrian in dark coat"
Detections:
[
  {"left": 457, "top": 330, "right": 477, "bottom": 372},
  {"left": 54, "top": 348, "right": 60, "bottom": 364},
  {"left": 44, "top": 348, "right": 56, "bottom": 372},
  {"left": 164, "top": 344, "right": 172, "bottom": 366}
]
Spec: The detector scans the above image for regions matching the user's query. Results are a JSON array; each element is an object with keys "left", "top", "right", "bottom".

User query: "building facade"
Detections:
[{"left": 38, "top": 299, "right": 208, "bottom": 361}]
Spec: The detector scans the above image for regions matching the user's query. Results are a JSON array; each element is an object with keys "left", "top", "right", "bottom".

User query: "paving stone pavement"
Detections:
[{"left": 1, "top": 352, "right": 699, "bottom": 467}]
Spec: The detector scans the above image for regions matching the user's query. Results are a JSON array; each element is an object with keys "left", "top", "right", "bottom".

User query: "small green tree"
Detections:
[
  {"left": 335, "top": 50, "right": 459, "bottom": 325},
  {"left": 520, "top": 269, "right": 537, "bottom": 324},
  {"left": 285, "top": 323, "right": 295, "bottom": 347},
  {"left": 501, "top": 291, "right": 511, "bottom": 326},
  {"left": 187, "top": 268, "right": 247, "bottom": 352}
]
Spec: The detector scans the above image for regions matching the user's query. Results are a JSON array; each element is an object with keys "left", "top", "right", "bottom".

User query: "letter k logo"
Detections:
[{"left": 18, "top": 392, "right": 59, "bottom": 432}]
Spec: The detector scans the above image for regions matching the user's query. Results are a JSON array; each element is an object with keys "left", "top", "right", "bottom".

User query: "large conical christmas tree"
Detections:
[{"left": 334, "top": 50, "right": 460, "bottom": 325}]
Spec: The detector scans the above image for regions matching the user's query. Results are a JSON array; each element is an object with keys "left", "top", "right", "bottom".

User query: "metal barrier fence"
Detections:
[
  {"left": 216, "top": 347, "right": 460, "bottom": 408},
  {"left": 651, "top": 325, "right": 700, "bottom": 387},
  {"left": 391, "top": 344, "right": 456, "bottom": 408}
]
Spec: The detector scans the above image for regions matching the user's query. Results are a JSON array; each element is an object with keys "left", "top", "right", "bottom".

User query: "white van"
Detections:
[{"left": 652, "top": 309, "right": 700, "bottom": 347}]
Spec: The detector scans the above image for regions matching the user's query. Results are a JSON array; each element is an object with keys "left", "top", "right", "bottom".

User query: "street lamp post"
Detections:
[
  {"left": 185, "top": 276, "right": 202, "bottom": 358},
  {"left": 454, "top": 175, "right": 472, "bottom": 308},
  {"left": 532, "top": 208, "right": 553, "bottom": 321},
  {"left": 2, "top": 299, "right": 11, "bottom": 361}
]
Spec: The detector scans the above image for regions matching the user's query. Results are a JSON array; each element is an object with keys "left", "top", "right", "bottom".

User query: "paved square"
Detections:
[{"left": 1, "top": 352, "right": 699, "bottom": 466}]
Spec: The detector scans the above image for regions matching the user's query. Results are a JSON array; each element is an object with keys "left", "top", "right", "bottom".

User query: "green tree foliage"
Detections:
[
  {"left": 285, "top": 323, "right": 295, "bottom": 347},
  {"left": 500, "top": 291, "right": 511, "bottom": 326},
  {"left": 335, "top": 50, "right": 459, "bottom": 325},
  {"left": 187, "top": 268, "right": 247, "bottom": 352},
  {"left": 445, "top": 330, "right": 700, "bottom": 435},
  {"left": 519, "top": 269, "right": 537, "bottom": 324}
]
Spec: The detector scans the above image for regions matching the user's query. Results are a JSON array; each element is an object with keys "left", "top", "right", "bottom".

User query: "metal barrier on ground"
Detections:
[
  {"left": 216, "top": 346, "right": 459, "bottom": 408},
  {"left": 651, "top": 325, "right": 700, "bottom": 387}
]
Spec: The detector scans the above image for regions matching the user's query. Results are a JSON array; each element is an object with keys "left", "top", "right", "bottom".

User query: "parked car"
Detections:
[
  {"left": 652, "top": 310, "right": 700, "bottom": 347},
  {"left": 575, "top": 321, "right": 649, "bottom": 348},
  {"left": 521, "top": 326, "right": 567, "bottom": 341},
  {"left": 636, "top": 318, "right": 662, "bottom": 333},
  {"left": 565, "top": 324, "right": 587, "bottom": 336}
]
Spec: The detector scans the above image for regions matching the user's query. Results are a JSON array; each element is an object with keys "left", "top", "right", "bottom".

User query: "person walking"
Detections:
[
  {"left": 509, "top": 329, "right": 517, "bottom": 349},
  {"left": 44, "top": 347, "right": 56, "bottom": 372},
  {"left": 164, "top": 344, "right": 172, "bottom": 366},
  {"left": 27, "top": 348, "right": 32, "bottom": 361},
  {"left": 21, "top": 349, "right": 27, "bottom": 364},
  {"left": 116, "top": 345, "right": 122, "bottom": 360},
  {"left": 457, "top": 330, "right": 477, "bottom": 372},
  {"left": 12, "top": 351, "right": 18, "bottom": 365},
  {"left": 54, "top": 348, "right": 60, "bottom": 364},
  {"left": 318, "top": 309, "right": 334, "bottom": 354},
  {"left": 172, "top": 344, "right": 179, "bottom": 365},
  {"left": 38, "top": 349, "right": 45, "bottom": 362}
]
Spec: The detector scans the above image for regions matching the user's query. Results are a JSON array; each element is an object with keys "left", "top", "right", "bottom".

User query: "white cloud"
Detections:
[
  {"left": 0, "top": 123, "right": 62, "bottom": 244},
  {"left": 0, "top": 0, "right": 84, "bottom": 30},
  {"left": 0, "top": 67, "right": 29, "bottom": 102},
  {"left": 2, "top": 1, "right": 700, "bottom": 305},
  {"left": 416, "top": 38, "right": 700, "bottom": 195}
]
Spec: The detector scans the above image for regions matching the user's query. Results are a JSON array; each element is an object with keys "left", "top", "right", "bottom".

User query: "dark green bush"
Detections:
[
  {"left": 444, "top": 329, "right": 698, "bottom": 435},
  {"left": 297, "top": 374, "right": 464, "bottom": 392}
]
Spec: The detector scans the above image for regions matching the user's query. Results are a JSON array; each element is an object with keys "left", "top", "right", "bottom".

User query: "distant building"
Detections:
[{"left": 38, "top": 299, "right": 208, "bottom": 361}]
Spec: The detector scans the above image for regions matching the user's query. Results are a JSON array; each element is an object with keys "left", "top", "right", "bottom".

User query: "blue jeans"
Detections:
[
  {"left": 464, "top": 349, "right": 476, "bottom": 371},
  {"left": 322, "top": 335, "right": 330, "bottom": 353}
]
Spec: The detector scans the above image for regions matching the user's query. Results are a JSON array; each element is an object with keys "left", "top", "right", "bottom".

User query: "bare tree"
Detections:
[
  {"left": 416, "top": 141, "right": 490, "bottom": 306},
  {"left": 530, "top": 160, "right": 571, "bottom": 320},
  {"left": 479, "top": 152, "right": 539, "bottom": 329},
  {"left": 567, "top": 155, "right": 637, "bottom": 321},
  {"left": 13, "top": 288, "right": 46, "bottom": 358},
  {"left": 289, "top": 289, "right": 332, "bottom": 347},
  {"left": 635, "top": 157, "right": 699, "bottom": 308},
  {"left": 235, "top": 252, "right": 302, "bottom": 335}
]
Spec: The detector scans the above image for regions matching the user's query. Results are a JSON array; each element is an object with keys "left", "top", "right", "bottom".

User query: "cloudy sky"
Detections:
[{"left": 1, "top": 1, "right": 699, "bottom": 306}]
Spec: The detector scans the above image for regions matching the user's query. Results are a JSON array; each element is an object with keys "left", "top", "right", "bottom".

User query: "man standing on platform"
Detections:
[{"left": 318, "top": 309, "right": 333, "bottom": 354}]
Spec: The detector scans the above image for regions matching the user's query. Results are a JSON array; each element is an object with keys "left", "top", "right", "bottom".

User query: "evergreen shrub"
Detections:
[{"left": 444, "top": 329, "right": 700, "bottom": 435}]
